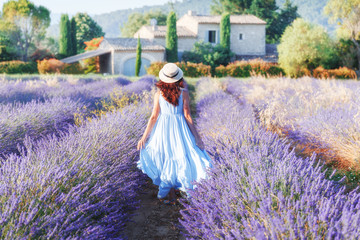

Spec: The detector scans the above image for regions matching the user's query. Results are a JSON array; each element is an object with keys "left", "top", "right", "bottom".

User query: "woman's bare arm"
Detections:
[
  {"left": 183, "top": 90, "right": 204, "bottom": 150},
  {"left": 137, "top": 91, "right": 161, "bottom": 150}
]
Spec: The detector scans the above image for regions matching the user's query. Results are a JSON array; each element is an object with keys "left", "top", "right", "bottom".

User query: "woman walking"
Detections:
[{"left": 137, "top": 63, "right": 212, "bottom": 204}]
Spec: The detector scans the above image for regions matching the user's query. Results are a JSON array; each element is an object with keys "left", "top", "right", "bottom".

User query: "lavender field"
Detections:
[{"left": 1, "top": 75, "right": 360, "bottom": 239}]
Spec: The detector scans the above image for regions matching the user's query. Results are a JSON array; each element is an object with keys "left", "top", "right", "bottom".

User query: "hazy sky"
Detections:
[{"left": 0, "top": 0, "right": 171, "bottom": 15}]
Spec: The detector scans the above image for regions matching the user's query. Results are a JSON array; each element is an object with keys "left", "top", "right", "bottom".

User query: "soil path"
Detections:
[
  {"left": 124, "top": 82, "right": 197, "bottom": 239},
  {"left": 124, "top": 179, "right": 186, "bottom": 240}
]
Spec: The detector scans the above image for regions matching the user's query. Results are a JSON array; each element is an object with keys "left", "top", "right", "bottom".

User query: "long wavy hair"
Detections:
[{"left": 155, "top": 78, "right": 185, "bottom": 106}]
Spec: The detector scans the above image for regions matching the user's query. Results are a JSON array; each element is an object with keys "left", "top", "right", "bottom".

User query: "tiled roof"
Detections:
[
  {"left": 60, "top": 49, "right": 111, "bottom": 64},
  {"left": 189, "top": 14, "right": 266, "bottom": 25},
  {"left": 100, "top": 38, "right": 165, "bottom": 51},
  {"left": 142, "top": 26, "right": 197, "bottom": 37}
]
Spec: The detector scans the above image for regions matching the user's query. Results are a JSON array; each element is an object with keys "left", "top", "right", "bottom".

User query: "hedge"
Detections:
[
  {"left": 147, "top": 61, "right": 211, "bottom": 78},
  {"left": 37, "top": 58, "right": 84, "bottom": 74},
  {"left": 215, "top": 59, "right": 285, "bottom": 78},
  {"left": 0, "top": 61, "right": 38, "bottom": 74}
]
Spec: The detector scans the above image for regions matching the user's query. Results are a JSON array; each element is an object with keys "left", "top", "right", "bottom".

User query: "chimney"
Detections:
[
  {"left": 187, "top": 10, "right": 196, "bottom": 16},
  {"left": 150, "top": 18, "right": 158, "bottom": 31}
]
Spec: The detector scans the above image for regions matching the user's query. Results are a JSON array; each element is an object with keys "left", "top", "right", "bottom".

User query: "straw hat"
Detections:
[{"left": 159, "top": 63, "right": 183, "bottom": 83}]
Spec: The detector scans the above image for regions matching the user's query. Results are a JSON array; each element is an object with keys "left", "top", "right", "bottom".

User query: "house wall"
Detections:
[
  {"left": 196, "top": 24, "right": 266, "bottom": 55},
  {"left": 197, "top": 24, "right": 221, "bottom": 44},
  {"left": 230, "top": 24, "right": 266, "bottom": 55},
  {"left": 133, "top": 26, "right": 154, "bottom": 38},
  {"left": 99, "top": 53, "right": 112, "bottom": 74},
  {"left": 178, "top": 37, "right": 197, "bottom": 52},
  {"left": 177, "top": 15, "right": 198, "bottom": 35},
  {"left": 113, "top": 50, "right": 165, "bottom": 75},
  {"left": 153, "top": 37, "right": 196, "bottom": 53}
]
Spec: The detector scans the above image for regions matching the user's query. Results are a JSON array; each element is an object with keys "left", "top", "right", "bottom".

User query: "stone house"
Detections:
[
  {"left": 61, "top": 38, "right": 165, "bottom": 75},
  {"left": 61, "top": 11, "right": 266, "bottom": 76},
  {"left": 135, "top": 11, "right": 266, "bottom": 58}
]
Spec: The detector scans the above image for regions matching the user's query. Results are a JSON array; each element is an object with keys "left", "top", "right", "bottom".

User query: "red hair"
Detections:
[{"left": 155, "top": 79, "right": 185, "bottom": 106}]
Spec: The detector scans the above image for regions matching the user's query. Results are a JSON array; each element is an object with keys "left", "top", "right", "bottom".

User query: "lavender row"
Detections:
[
  {"left": 0, "top": 97, "right": 86, "bottom": 156},
  {"left": 0, "top": 76, "right": 155, "bottom": 157},
  {"left": 0, "top": 75, "right": 132, "bottom": 105},
  {"left": 0, "top": 102, "right": 150, "bottom": 239},
  {"left": 225, "top": 76, "right": 360, "bottom": 169},
  {"left": 180, "top": 79, "right": 360, "bottom": 239}
]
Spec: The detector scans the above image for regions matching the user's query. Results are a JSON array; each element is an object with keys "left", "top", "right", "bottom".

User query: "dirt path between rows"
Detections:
[{"left": 124, "top": 179, "right": 186, "bottom": 240}]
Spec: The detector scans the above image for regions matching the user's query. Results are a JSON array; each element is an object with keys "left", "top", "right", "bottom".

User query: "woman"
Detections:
[{"left": 137, "top": 63, "right": 212, "bottom": 204}]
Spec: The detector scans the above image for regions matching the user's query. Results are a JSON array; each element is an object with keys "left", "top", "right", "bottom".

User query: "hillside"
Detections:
[
  {"left": 276, "top": 0, "right": 335, "bottom": 32},
  {"left": 92, "top": 0, "right": 211, "bottom": 38},
  {"left": 47, "top": 0, "right": 335, "bottom": 39}
]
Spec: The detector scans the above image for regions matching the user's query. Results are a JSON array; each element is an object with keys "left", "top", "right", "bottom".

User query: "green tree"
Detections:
[
  {"left": 248, "top": 0, "right": 278, "bottom": 43},
  {"left": 182, "top": 41, "right": 234, "bottom": 75},
  {"left": 166, "top": 11, "right": 178, "bottom": 62},
  {"left": 211, "top": 0, "right": 252, "bottom": 14},
  {"left": 135, "top": 36, "right": 142, "bottom": 76},
  {"left": 220, "top": 13, "right": 230, "bottom": 50},
  {"left": 0, "top": 31, "right": 17, "bottom": 61},
  {"left": 212, "top": 0, "right": 298, "bottom": 43},
  {"left": 73, "top": 13, "right": 104, "bottom": 52},
  {"left": 325, "top": 0, "right": 360, "bottom": 71},
  {"left": 1, "top": 0, "right": 50, "bottom": 61},
  {"left": 278, "top": 18, "right": 335, "bottom": 77},
  {"left": 276, "top": 0, "right": 299, "bottom": 39},
  {"left": 121, "top": 10, "right": 167, "bottom": 37},
  {"left": 70, "top": 17, "right": 77, "bottom": 55},
  {"left": 59, "top": 14, "right": 71, "bottom": 57}
]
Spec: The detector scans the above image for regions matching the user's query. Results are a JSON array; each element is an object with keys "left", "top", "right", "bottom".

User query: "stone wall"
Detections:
[
  {"left": 113, "top": 50, "right": 165, "bottom": 75},
  {"left": 230, "top": 24, "right": 266, "bottom": 55}
]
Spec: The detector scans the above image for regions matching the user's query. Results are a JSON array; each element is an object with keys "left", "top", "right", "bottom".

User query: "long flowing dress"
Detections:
[{"left": 138, "top": 89, "right": 212, "bottom": 198}]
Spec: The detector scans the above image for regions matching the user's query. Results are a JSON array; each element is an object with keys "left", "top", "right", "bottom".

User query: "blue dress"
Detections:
[{"left": 138, "top": 89, "right": 212, "bottom": 199}]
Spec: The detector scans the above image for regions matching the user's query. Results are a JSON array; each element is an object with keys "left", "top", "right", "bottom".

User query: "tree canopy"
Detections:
[
  {"left": 59, "top": 14, "right": 71, "bottom": 57},
  {"left": 1, "top": 0, "right": 50, "bottom": 61},
  {"left": 220, "top": 13, "right": 230, "bottom": 50},
  {"left": 211, "top": 0, "right": 298, "bottom": 43},
  {"left": 325, "top": 0, "right": 360, "bottom": 71},
  {"left": 166, "top": 11, "right": 178, "bottom": 62},
  {"left": 278, "top": 18, "right": 335, "bottom": 77},
  {"left": 211, "top": 0, "right": 252, "bottom": 15},
  {"left": 73, "top": 13, "right": 104, "bottom": 52},
  {"left": 121, "top": 10, "right": 167, "bottom": 38},
  {"left": 135, "top": 36, "right": 142, "bottom": 77}
]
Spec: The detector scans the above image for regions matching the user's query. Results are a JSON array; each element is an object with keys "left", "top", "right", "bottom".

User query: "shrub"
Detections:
[
  {"left": 146, "top": 61, "right": 211, "bottom": 78},
  {"left": 182, "top": 41, "right": 234, "bottom": 75},
  {"left": 278, "top": 18, "right": 337, "bottom": 77},
  {"left": 313, "top": 66, "right": 357, "bottom": 79},
  {"left": 37, "top": 58, "right": 85, "bottom": 74},
  {"left": 30, "top": 49, "right": 55, "bottom": 61},
  {"left": 0, "top": 61, "right": 38, "bottom": 74},
  {"left": 214, "top": 59, "right": 285, "bottom": 77}
]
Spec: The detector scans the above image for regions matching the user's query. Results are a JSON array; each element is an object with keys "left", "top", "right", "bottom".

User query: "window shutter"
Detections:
[
  {"left": 205, "top": 31, "right": 209, "bottom": 42},
  {"left": 216, "top": 30, "right": 220, "bottom": 44}
]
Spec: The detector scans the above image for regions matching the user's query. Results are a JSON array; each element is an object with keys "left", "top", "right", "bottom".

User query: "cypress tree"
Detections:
[
  {"left": 59, "top": 14, "right": 71, "bottom": 57},
  {"left": 70, "top": 17, "right": 77, "bottom": 55},
  {"left": 135, "top": 36, "right": 142, "bottom": 77},
  {"left": 166, "top": 11, "right": 178, "bottom": 62},
  {"left": 220, "top": 13, "right": 231, "bottom": 50}
]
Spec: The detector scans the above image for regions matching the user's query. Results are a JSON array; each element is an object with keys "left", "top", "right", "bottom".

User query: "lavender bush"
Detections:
[
  {"left": 180, "top": 78, "right": 360, "bottom": 239},
  {"left": 225, "top": 76, "right": 360, "bottom": 169},
  {"left": 0, "top": 97, "right": 86, "bottom": 156},
  {"left": 0, "top": 77, "right": 152, "bottom": 156},
  {"left": 0, "top": 76, "right": 131, "bottom": 105},
  {"left": 0, "top": 102, "right": 150, "bottom": 239}
]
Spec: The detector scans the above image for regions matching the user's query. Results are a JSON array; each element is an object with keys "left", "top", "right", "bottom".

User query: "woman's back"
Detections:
[{"left": 159, "top": 89, "right": 184, "bottom": 115}]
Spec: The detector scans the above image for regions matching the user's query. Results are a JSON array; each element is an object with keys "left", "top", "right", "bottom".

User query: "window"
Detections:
[
  {"left": 239, "top": 33, "right": 243, "bottom": 40},
  {"left": 208, "top": 30, "right": 216, "bottom": 43}
]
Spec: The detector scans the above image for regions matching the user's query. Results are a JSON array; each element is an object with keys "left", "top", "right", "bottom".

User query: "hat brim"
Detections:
[{"left": 159, "top": 68, "right": 183, "bottom": 83}]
